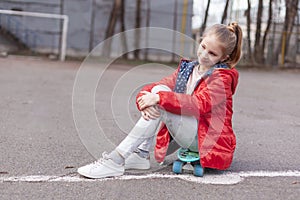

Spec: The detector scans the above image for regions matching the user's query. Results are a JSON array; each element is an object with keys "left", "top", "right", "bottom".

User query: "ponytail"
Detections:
[{"left": 226, "top": 22, "right": 243, "bottom": 67}]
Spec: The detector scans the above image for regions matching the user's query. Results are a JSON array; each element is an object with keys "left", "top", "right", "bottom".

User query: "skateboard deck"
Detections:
[
  {"left": 177, "top": 148, "right": 199, "bottom": 162},
  {"left": 172, "top": 148, "right": 204, "bottom": 177}
]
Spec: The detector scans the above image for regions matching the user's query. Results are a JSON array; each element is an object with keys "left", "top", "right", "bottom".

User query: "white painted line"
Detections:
[
  {"left": 0, "top": 173, "right": 242, "bottom": 185},
  {"left": 238, "top": 170, "right": 300, "bottom": 177},
  {"left": 1, "top": 171, "right": 300, "bottom": 185}
]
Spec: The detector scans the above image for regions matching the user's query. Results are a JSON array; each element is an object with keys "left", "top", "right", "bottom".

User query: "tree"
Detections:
[
  {"left": 103, "top": 0, "right": 121, "bottom": 57},
  {"left": 245, "top": 0, "right": 253, "bottom": 62},
  {"left": 254, "top": 0, "right": 263, "bottom": 63},
  {"left": 171, "top": 0, "right": 178, "bottom": 62},
  {"left": 221, "top": 0, "right": 230, "bottom": 24},
  {"left": 133, "top": 0, "right": 141, "bottom": 60},
  {"left": 89, "top": 0, "right": 96, "bottom": 52},
  {"left": 120, "top": 0, "right": 128, "bottom": 59},
  {"left": 199, "top": 0, "right": 211, "bottom": 36},
  {"left": 273, "top": 0, "right": 299, "bottom": 65},
  {"left": 103, "top": 0, "right": 128, "bottom": 58},
  {"left": 144, "top": 0, "right": 151, "bottom": 60},
  {"left": 262, "top": 0, "right": 273, "bottom": 60},
  {"left": 281, "top": 0, "right": 299, "bottom": 62}
]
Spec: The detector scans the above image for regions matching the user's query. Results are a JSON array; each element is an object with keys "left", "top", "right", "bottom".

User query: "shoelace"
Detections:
[{"left": 90, "top": 152, "right": 110, "bottom": 168}]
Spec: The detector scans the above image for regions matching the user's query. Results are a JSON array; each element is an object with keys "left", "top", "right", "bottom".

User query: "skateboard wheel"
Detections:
[
  {"left": 173, "top": 160, "right": 183, "bottom": 174},
  {"left": 193, "top": 164, "right": 204, "bottom": 177}
]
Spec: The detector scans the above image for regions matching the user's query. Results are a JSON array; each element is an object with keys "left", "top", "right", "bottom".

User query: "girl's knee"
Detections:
[{"left": 151, "top": 84, "right": 171, "bottom": 93}]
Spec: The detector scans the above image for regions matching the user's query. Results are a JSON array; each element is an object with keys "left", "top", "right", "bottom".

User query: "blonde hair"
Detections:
[{"left": 203, "top": 22, "right": 243, "bottom": 68}]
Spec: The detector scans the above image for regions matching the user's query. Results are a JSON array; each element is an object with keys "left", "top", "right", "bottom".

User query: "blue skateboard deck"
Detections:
[
  {"left": 177, "top": 148, "right": 200, "bottom": 162},
  {"left": 173, "top": 148, "right": 204, "bottom": 177}
]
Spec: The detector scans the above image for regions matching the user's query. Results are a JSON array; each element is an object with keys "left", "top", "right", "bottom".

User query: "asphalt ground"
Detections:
[{"left": 0, "top": 56, "right": 300, "bottom": 199}]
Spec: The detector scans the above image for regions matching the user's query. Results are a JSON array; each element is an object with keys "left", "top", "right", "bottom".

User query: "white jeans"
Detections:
[{"left": 116, "top": 85, "right": 198, "bottom": 159}]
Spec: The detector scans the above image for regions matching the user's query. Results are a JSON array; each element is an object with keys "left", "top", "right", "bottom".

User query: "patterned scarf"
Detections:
[{"left": 174, "top": 60, "right": 228, "bottom": 93}]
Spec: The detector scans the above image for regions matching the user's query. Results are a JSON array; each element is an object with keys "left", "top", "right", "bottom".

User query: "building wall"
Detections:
[{"left": 0, "top": 0, "right": 194, "bottom": 60}]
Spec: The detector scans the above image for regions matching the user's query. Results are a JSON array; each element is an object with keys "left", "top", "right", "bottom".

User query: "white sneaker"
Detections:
[
  {"left": 78, "top": 152, "right": 124, "bottom": 179},
  {"left": 125, "top": 153, "right": 150, "bottom": 170}
]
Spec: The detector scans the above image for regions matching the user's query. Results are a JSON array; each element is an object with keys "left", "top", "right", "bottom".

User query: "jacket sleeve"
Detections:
[
  {"left": 157, "top": 70, "right": 233, "bottom": 117},
  {"left": 135, "top": 63, "right": 180, "bottom": 111}
]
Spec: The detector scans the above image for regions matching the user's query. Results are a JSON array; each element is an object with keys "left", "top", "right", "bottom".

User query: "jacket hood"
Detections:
[{"left": 225, "top": 67, "right": 239, "bottom": 95}]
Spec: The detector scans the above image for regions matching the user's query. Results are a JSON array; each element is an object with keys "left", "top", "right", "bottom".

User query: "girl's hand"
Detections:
[
  {"left": 137, "top": 91, "right": 160, "bottom": 110},
  {"left": 141, "top": 106, "right": 160, "bottom": 121}
]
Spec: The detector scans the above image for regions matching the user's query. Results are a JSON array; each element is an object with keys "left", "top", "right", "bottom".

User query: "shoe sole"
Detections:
[{"left": 78, "top": 169, "right": 124, "bottom": 179}]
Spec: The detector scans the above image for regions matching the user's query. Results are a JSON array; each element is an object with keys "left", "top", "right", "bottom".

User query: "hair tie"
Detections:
[{"left": 227, "top": 22, "right": 237, "bottom": 33}]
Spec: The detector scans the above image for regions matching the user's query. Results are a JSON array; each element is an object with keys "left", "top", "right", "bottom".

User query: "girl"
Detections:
[{"left": 78, "top": 22, "right": 242, "bottom": 179}]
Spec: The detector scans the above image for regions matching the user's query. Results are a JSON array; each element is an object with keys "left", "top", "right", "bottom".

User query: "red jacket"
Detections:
[{"left": 136, "top": 59, "right": 239, "bottom": 170}]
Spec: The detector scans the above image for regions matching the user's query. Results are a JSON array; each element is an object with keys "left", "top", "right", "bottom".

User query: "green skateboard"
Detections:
[{"left": 172, "top": 148, "right": 204, "bottom": 177}]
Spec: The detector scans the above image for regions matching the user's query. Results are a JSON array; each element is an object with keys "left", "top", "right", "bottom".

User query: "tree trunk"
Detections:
[
  {"left": 262, "top": 0, "right": 273, "bottom": 63},
  {"left": 221, "top": 0, "right": 230, "bottom": 24},
  {"left": 89, "top": 0, "right": 96, "bottom": 52},
  {"left": 133, "top": 0, "right": 141, "bottom": 60},
  {"left": 275, "top": 0, "right": 299, "bottom": 65},
  {"left": 296, "top": 7, "right": 300, "bottom": 63},
  {"left": 103, "top": 0, "right": 121, "bottom": 57},
  {"left": 283, "top": 0, "right": 299, "bottom": 59},
  {"left": 120, "top": 0, "right": 128, "bottom": 59},
  {"left": 172, "top": 0, "right": 178, "bottom": 62},
  {"left": 199, "top": 0, "right": 210, "bottom": 36},
  {"left": 246, "top": 0, "right": 253, "bottom": 62},
  {"left": 254, "top": 0, "right": 263, "bottom": 64},
  {"left": 144, "top": 0, "right": 150, "bottom": 61}
]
